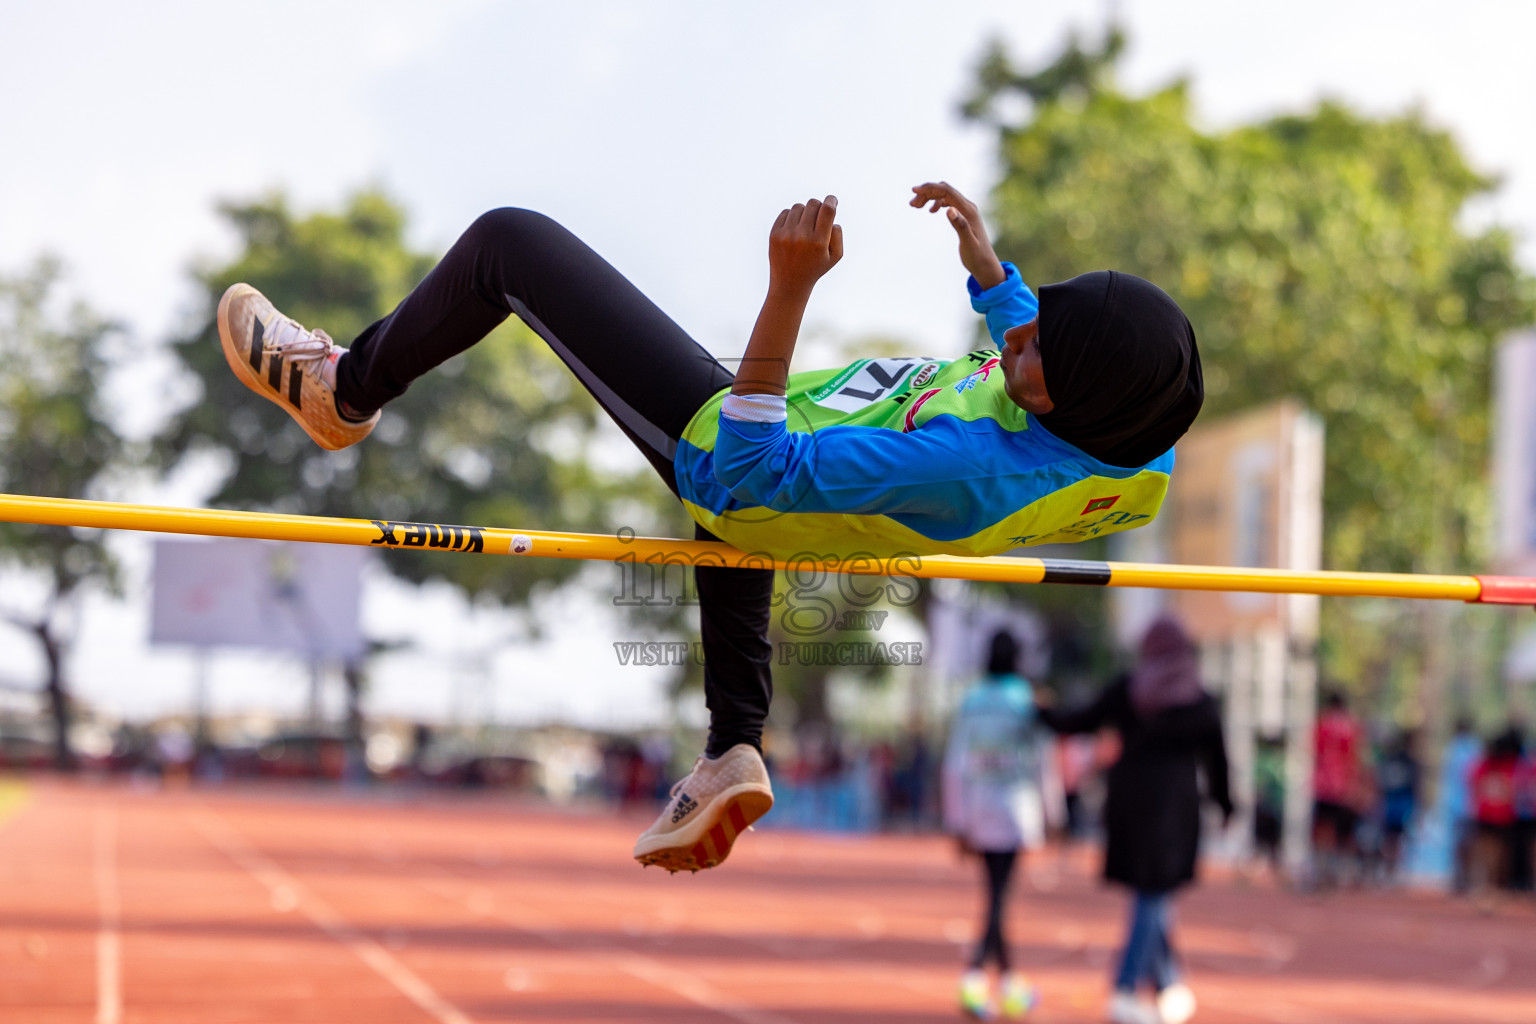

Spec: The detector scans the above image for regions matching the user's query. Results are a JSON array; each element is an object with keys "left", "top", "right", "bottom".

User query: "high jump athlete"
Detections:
[{"left": 216, "top": 182, "right": 1202, "bottom": 873}]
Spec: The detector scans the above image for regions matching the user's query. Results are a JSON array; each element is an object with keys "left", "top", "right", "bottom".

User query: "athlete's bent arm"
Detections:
[
  {"left": 909, "top": 180, "right": 1007, "bottom": 290},
  {"left": 732, "top": 196, "right": 842, "bottom": 397}
]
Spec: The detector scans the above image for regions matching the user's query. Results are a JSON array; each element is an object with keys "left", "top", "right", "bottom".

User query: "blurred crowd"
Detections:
[
  {"left": 1304, "top": 691, "right": 1536, "bottom": 900},
  {"left": 7, "top": 656, "right": 1532, "bottom": 910}
]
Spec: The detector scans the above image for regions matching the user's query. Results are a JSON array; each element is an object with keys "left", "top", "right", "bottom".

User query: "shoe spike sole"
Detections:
[{"left": 634, "top": 791, "right": 770, "bottom": 874}]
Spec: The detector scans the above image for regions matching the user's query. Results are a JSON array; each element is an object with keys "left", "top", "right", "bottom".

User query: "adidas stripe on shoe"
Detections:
[
  {"left": 633, "top": 744, "right": 773, "bottom": 873},
  {"left": 216, "top": 283, "right": 378, "bottom": 451}
]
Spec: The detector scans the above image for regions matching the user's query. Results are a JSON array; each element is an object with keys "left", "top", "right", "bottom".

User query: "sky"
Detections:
[{"left": 2, "top": 0, "right": 1535, "bottom": 727}]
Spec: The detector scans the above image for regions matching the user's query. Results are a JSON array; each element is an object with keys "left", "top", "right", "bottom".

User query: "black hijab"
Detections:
[{"left": 1035, "top": 271, "right": 1203, "bottom": 468}]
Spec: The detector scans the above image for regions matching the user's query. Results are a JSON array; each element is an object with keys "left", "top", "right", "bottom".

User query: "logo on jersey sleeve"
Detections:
[
  {"left": 953, "top": 358, "right": 1001, "bottom": 394},
  {"left": 902, "top": 388, "right": 943, "bottom": 432},
  {"left": 1081, "top": 495, "right": 1120, "bottom": 515}
]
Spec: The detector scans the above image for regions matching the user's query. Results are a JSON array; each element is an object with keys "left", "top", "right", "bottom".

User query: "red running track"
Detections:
[{"left": 0, "top": 779, "right": 1533, "bottom": 1023}]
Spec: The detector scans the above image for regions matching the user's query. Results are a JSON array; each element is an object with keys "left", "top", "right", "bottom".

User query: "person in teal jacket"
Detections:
[
  {"left": 216, "top": 180, "right": 1202, "bottom": 875},
  {"left": 943, "top": 630, "right": 1048, "bottom": 1019}
]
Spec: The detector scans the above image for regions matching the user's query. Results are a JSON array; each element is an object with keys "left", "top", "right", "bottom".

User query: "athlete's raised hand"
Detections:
[
  {"left": 769, "top": 195, "right": 843, "bottom": 298},
  {"left": 911, "top": 181, "right": 1007, "bottom": 289},
  {"left": 735, "top": 196, "right": 841, "bottom": 397}
]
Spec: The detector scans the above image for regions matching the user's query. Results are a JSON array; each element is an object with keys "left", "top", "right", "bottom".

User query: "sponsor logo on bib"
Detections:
[{"left": 910, "top": 361, "right": 942, "bottom": 389}]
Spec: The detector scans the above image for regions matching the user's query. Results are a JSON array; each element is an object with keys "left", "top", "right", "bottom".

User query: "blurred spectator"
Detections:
[
  {"left": 155, "top": 726, "right": 195, "bottom": 784},
  {"left": 408, "top": 723, "right": 433, "bottom": 780},
  {"left": 640, "top": 733, "right": 674, "bottom": 804},
  {"left": 870, "top": 739, "right": 897, "bottom": 819},
  {"left": 601, "top": 736, "right": 649, "bottom": 808},
  {"left": 1509, "top": 726, "right": 1534, "bottom": 892},
  {"left": 885, "top": 726, "right": 935, "bottom": 828},
  {"left": 1468, "top": 728, "right": 1522, "bottom": 899},
  {"left": 1311, "top": 691, "right": 1365, "bottom": 889},
  {"left": 1440, "top": 716, "right": 1482, "bottom": 893},
  {"left": 1374, "top": 729, "right": 1421, "bottom": 883},
  {"left": 943, "top": 630, "right": 1045, "bottom": 1020},
  {"left": 1251, "top": 734, "right": 1286, "bottom": 874},
  {"left": 1516, "top": 735, "right": 1536, "bottom": 895},
  {"left": 1040, "top": 616, "right": 1230, "bottom": 1024},
  {"left": 194, "top": 741, "right": 227, "bottom": 783},
  {"left": 1056, "top": 733, "right": 1098, "bottom": 840}
]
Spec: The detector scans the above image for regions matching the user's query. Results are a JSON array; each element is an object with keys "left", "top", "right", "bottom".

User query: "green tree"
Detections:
[
  {"left": 0, "top": 260, "right": 133, "bottom": 769},
  {"left": 155, "top": 190, "right": 617, "bottom": 749},
  {"left": 158, "top": 189, "right": 610, "bottom": 597},
  {"left": 965, "top": 30, "right": 1534, "bottom": 698}
]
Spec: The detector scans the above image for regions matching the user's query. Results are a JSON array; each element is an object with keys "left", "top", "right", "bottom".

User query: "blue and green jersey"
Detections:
[{"left": 673, "top": 263, "right": 1174, "bottom": 559}]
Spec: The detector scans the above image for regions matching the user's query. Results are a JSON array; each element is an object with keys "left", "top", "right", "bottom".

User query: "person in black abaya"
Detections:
[{"left": 1040, "top": 616, "right": 1231, "bottom": 1024}]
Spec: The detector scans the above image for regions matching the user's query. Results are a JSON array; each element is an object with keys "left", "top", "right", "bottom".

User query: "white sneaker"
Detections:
[
  {"left": 958, "top": 968, "right": 993, "bottom": 1020},
  {"left": 1156, "top": 983, "right": 1196, "bottom": 1024},
  {"left": 632, "top": 744, "right": 773, "bottom": 873},
  {"left": 1106, "top": 990, "right": 1159, "bottom": 1024},
  {"left": 217, "top": 283, "right": 379, "bottom": 451},
  {"left": 999, "top": 971, "right": 1038, "bottom": 1019}
]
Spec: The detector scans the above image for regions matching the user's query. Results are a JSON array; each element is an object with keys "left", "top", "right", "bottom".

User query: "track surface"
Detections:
[{"left": 1, "top": 780, "right": 1533, "bottom": 1023}]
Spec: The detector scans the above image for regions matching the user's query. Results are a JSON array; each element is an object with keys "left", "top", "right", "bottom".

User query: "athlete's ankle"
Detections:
[
  {"left": 334, "top": 395, "right": 376, "bottom": 424},
  {"left": 329, "top": 356, "right": 378, "bottom": 423},
  {"left": 704, "top": 735, "right": 762, "bottom": 759}
]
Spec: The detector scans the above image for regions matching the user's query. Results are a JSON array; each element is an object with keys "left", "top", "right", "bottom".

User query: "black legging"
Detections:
[
  {"left": 973, "top": 849, "right": 1018, "bottom": 971},
  {"left": 337, "top": 209, "right": 774, "bottom": 756}
]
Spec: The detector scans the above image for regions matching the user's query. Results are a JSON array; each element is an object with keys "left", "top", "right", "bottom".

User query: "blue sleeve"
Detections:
[
  {"left": 712, "top": 416, "right": 991, "bottom": 518},
  {"left": 967, "top": 262, "right": 1038, "bottom": 348}
]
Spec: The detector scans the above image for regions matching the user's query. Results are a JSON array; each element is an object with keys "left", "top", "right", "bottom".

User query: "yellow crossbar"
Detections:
[{"left": 2, "top": 493, "right": 1531, "bottom": 604}]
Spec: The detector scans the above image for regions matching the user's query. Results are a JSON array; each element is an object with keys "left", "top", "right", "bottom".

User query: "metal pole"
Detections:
[{"left": 192, "top": 650, "right": 210, "bottom": 752}]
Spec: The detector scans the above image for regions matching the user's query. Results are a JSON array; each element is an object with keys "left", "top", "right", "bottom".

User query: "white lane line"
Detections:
[
  {"left": 585, "top": 873, "right": 949, "bottom": 1000},
  {"left": 417, "top": 877, "right": 799, "bottom": 1024},
  {"left": 93, "top": 809, "right": 122, "bottom": 1024},
  {"left": 187, "top": 812, "right": 475, "bottom": 1024},
  {"left": 433, "top": 850, "right": 946, "bottom": 1005},
  {"left": 607, "top": 950, "right": 800, "bottom": 1024}
]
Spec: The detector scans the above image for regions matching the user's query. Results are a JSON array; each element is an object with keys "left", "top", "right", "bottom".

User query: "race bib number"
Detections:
[{"left": 807, "top": 358, "right": 938, "bottom": 413}]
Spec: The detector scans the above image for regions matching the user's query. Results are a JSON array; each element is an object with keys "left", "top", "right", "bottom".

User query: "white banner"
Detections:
[
  {"left": 1495, "top": 330, "right": 1536, "bottom": 574},
  {"left": 150, "top": 539, "right": 367, "bottom": 658}
]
